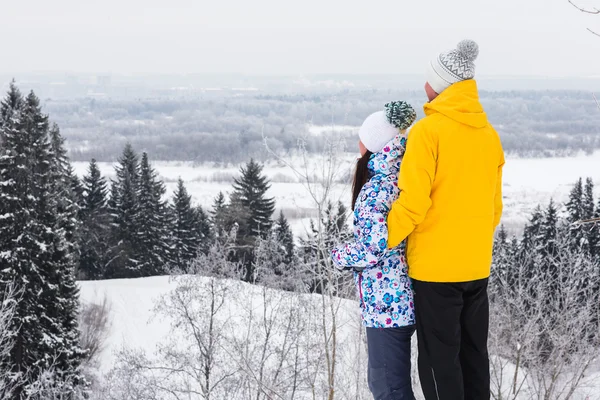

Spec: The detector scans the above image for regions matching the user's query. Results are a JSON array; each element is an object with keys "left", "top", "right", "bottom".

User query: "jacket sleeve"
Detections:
[
  {"left": 493, "top": 150, "right": 505, "bottom": 229},
  {"left": 331, "top": 187, "right": 390, "bottom": 270},
  {"left": 387, "top": 122, "right": 436, "bottom": 248}
]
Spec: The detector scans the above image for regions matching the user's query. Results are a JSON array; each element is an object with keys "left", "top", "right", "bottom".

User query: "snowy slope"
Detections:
[{"left": 80, "top": 277, "right": 600, "bottom": 399}]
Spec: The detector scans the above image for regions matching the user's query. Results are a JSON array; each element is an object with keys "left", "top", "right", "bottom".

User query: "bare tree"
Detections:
[
  {"left": 489, "top": 234, "right": 600, "bottom": 400},
  {"left": 264, "top": 121, "right": 357, "bottom": 400},
  {"left": 79, "top": 295, "right": 111, "bottom": 367}
]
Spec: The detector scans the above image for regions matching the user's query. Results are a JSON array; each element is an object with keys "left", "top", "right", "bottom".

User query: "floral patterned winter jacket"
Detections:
[{"left": 331, "top": 134, "right": 415, "bottom": 328}]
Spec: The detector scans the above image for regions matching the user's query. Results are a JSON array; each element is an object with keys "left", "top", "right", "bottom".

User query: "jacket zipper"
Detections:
[{"left": 358, "top": 272, "right": 364, "bottom": 307}]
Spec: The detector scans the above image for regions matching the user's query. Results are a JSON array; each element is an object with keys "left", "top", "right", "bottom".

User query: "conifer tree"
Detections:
[
  {"left": 566, "top": 178, "right": 587, "bottom": 251},
  {"left": 228, "top": 160, "right": 275, "bottom": 281},
  {"left": 211, "top": 191, "right": 228, "bottom": 239},
  {"left": 231, "top": 159, "right": 275, "bottom": 238},
  {"left": 583, "top": 178, "right": 595, "bottom": 220},
  {"left": 48, "top": 123, "right": 81, "bottom": 268},
  {"left": 171, "top": 178, "right": 203, "bottom": 271},
  {"left": 566, "top": 178, "right": 584, "bottom": 223},
  {"left": 583, "top": 177, "right": 599, "bottom": 258},
  {"left": 106, "top": 144, "right": 140, "bottom": 278},
  {"left": 491, "top": 225, "right": 511, "bottom": 296},
  {"left": 136, "top": 152, "right": 172, "bottom": 276},
  {"left": 194, "top": 205, "right": 213, "bottom": 255},
  {"left": 275, "top": 210, "right": 295, "bottom": 265},
  {"left": 224, "top": 191, "right": 253, "bottom": 278},
  {"left": 80, "top": 159, "right": 110, "bottom": 279},
  {"left": 0, "top": 85, "right": 86, "bottom": 397}
]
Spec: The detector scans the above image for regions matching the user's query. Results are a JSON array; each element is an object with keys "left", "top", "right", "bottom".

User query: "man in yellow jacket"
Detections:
[{"left": 387, "top": 39, "right": 504, "bottom": 400}]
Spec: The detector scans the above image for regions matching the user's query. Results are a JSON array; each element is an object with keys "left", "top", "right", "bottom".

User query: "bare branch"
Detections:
[
  {"left": 588, "top": 27, "right": 600, "bottom": 36},
  {"left": 569, "top": 0, "right": 600, "bottom": 14}
]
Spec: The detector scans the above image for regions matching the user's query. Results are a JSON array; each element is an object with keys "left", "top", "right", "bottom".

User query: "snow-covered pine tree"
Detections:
[
  {"left": 48, "top": 123, "right": 82, "bottom": 271},
  {"left": 211, "top": 191, "right": 228, "bottom": 239},
  {"left": 0, "top": 85, "right": 86, "bottom": 397},
  {"left": 0, "top": 83, "right": 38, "bottom": 398},
  {"left": 541, "top": 200, "right": 559, "bottom": 260},
  {"left": 171, "top": 178, "right": 203, "bottom": 272},
  {"left": 230, "top": 160, "right": 275, "bottom": 281},
  {"left": 223, "top": 191, "right": 253, "bottom": 279},
  {"left": 23, "top": 91, "right": 87, "bottom": 395},
  {"left": 274, "top": 210, "right": 294, "bottom": 265},
  {"left": 566, "top": 178, "right": 584, "bottom": 223},
  {"left": 566, "top": 178, "right": 587, "bottom": 252},
  {"left": 232, "top": 159, "right": 275, "bottom": 238},
  {"left": 105, "top": 144, "right": 141, "bottom": 278},
  {"left": 583, "top": 177, "right": 600, "bottom": 259},
  {"left": 583, "top": 178, "right": 595, "bottom": 221},
  {"left": 521, "top": 205, "right": 544, "bottom": 254},
  {"left": 194, "top": 205, "right": 213, "bottom": 256},
  {"left": 79, "top": 159, "right": 111, "bottom": 279},
  {"left": 491, "top": 225, "right": 509, "bottom": 287},
  {"left": 136, "top": 152, "right": 172, "bottom": 276}
]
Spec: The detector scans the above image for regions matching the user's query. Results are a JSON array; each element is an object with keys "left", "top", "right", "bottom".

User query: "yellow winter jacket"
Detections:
[{"left": 387, "top": 80, "right": 504, "bottom": 283}]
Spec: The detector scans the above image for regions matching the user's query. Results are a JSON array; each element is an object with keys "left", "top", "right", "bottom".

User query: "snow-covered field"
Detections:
[{"left": 72, "top": 151, "right": 600, "bottom": 237}]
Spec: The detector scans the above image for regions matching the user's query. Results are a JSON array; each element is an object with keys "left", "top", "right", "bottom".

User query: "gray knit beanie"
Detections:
[{"left": 426, "top": 39, "right": 479, "bottom": 94}]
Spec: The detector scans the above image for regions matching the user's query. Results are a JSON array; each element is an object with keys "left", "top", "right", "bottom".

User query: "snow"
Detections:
[
  {"left": 79, "top": 276, "right": 174, "bottom": 372},
  {"left": 79, "top": 276, "right": 600, "bottom": 399},
  {"left": 73, "top": 151, "right": 600, "bottom": 237}
]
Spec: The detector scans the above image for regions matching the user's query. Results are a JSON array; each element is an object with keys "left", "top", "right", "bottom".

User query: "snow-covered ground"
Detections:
[
  {"left": 72, "top": 151, "right": 600, "bottom": 237},
  {"left": 80, "top": 276, "right": 600, "bottom": 399}
]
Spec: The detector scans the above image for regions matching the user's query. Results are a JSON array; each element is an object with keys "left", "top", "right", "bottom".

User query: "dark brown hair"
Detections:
[{"left": 351, "top": 150, "right": 373, "bottom": 210}]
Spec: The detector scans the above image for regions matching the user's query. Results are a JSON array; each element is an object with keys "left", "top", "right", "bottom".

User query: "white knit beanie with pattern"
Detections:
[
  {"left": 358, "top": 101, "right": 417, "bottom": 154},
  {"left": 426, "top": 39, "right": 480, "bottom": 95}
]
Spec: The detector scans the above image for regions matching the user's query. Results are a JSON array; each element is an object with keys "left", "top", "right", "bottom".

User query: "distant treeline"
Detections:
[{"left": 41, "top": 89, "right": 600, "bottom": 162}]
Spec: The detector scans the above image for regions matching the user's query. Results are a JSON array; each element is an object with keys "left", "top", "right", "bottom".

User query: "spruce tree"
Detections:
[
  {"left": 228, "top": 160, "right": 276, "bottom": 281},
  {"left": 583, "top": 178, "right": 599, "bottom": 258},
  {"left": 136, "top": 152, "right": 173, "bottom": 276},
  {"left": 106, "top": 144, "right": 140, "bottom": 278},
  {"left": 171, "top": 178, "right": 202, "bottom": 271},
  {"left": 566, "top": 178, "right": 584, "bottom": 223},
  {"left": 583, "top": 178, "right": 595, "bottom": 220},
  {"left": 48, "top": 123, "right": 81, "bottom": 269},
  {"left": 0, "top": 85, "right": 86, "bottom": 397},
  {"left": 194, "top": 205, "right": 213, "bottom": 255},
  {"left": 491, "top": 225, "right": 510, "bottom": 296},
  {"left": 275, "top": 210, "right": 295, "bottom": 265},
  {"left": 224, "top": 191, "right": 253, "bottom": 279},
  {"left": 566, "top": 178, "right": 587, "bottom": 251},
  {"left": 231, "top": 159, "right": 275, "bottom": 238},
  {"left": 541, "top": 200, "right": 559, "bottom": 260},
  {"left": 80, "top": 159, "right": 111, "bottom": 279},
  {"left": 211, "top": 191, "right": 228, "bottom": 239}
]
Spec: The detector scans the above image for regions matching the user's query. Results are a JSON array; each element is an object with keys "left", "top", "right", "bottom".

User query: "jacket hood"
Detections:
[
  {"left": 367, "top": 133, "right": 407, "bottom": 177},
  {"left": 424, "top": 79, "right": 489, "bottom": 128}
]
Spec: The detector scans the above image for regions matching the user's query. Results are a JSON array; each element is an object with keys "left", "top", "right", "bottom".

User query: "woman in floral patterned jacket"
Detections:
[{"left": 331, "top": 101, "right": 417, "bottom": 400}]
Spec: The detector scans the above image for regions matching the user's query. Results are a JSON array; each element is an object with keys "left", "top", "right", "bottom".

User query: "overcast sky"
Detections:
[{"left": 1, "top": 0, "right": 599, "bottom": 77}]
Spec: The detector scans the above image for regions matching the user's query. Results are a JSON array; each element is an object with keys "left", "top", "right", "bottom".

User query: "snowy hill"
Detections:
[
  {"left": 80, "top": 276, "right": 600, "bottom": 400},
  {"left": 80, "top": 276, "right": 374, "bottom": 399}
]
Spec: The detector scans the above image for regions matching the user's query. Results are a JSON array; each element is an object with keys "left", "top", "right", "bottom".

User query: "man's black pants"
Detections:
[{"left": 412, "top": 278, "right": 490, "bottom": 400}]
